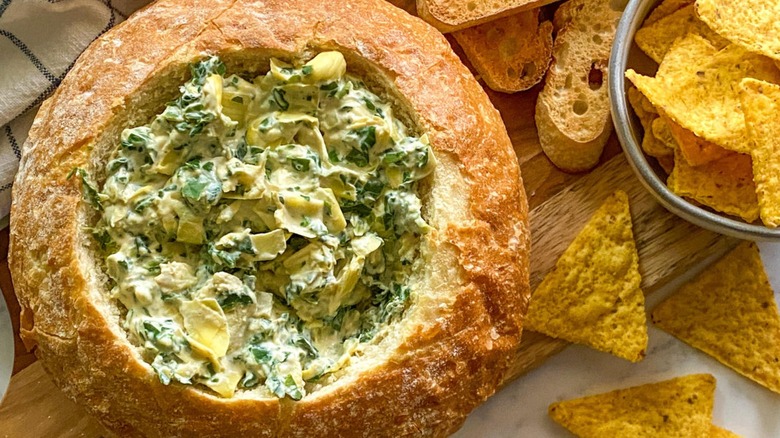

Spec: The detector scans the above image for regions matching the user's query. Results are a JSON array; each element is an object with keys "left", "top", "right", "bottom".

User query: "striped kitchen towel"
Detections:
[{"left": 0, "top": 0, "right": 149, "bottom": 219}]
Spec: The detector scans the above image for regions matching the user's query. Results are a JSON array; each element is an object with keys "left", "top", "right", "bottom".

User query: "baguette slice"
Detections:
[
  {"left": 416, "top": 0, "right": 558, "bottom": 33},
  {"left": 453, "top": 9, "right": 553, "bottom": 93},
  {"left": 535, "top": 0, "right": 624, "bottom": 172}
]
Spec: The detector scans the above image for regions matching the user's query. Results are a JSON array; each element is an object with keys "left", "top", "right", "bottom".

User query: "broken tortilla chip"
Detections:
[
  {"left": 635, "top": 5, "right": 728, "bottom": 63},
  {"left": 643, "top": 129, "right": 673, "bottom": 159},
  {"left": 661, "top": 113, "right": 731, "bottom": 166},
  {"left": 710, "top": 425, "right": 742, "bottom": 438},
  {"left": 628, "top": 86, "right": 672, "bottom": 159},
  {"left": 628, "top": 86, "right": 656, "bottom": 128},
  {"left": 627, "top": 34, "right": 780, "bottom": 154},
  {"left": 739, "top": 78, "right": 780, "bottom": 227},
  {"left": 644, "top": 0, "right": 692, "bottom": 25},
  {"left": 696, "top": 0, "right": 780, "bottom": 62},
  {"left": 668, "top": 147, "right": 759, "bottom": 222},
  {"left": 652, "top": 242, "right": 780, "bottom": 394},
  {"left": 548, "top": 374, "right": 716, "bottom": 438},
  {"left": 657, "top": 155, "right": 675, "bottom": 174},
  {"left": 525, "top": 191, "right": 647, "bottom": 362},
  {"left": 650, "top": 117, "right": 677, "bottom": 153}
]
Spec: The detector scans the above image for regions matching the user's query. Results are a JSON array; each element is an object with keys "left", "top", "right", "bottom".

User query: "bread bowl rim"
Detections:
[{"left": 9, "top": 0, "right": 531, "bottom": 435}]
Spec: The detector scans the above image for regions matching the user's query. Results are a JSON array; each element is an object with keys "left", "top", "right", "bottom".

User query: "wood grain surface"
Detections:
[{"left": 0, "top": 8, "right": 733, "bottom": 436}]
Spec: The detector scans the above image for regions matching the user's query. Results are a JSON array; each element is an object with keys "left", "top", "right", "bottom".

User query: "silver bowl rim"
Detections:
[
  {"left": 608, "top": 0, "right": 780, "bottom": 242},
  {"left": 0, "top": 288, "right": 12, "bottom": 403}
]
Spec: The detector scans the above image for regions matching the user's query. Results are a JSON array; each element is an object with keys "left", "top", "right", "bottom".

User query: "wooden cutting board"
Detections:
[{"left": 0, "top": 42, "right": 736, "bottom": 438}]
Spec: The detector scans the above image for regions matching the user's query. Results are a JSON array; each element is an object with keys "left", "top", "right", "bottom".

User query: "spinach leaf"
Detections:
[
  {"left": 218, "top": 293, "right": 253, "bottom": 311},
  {"left": 272, "top": 88, "right": 289, "bottom": 111},
  {"left": 67, "top": 168, "right": 103, "bottom": 211},
  {"left": 181, "top": 172, "right": 222, "bottom": 205},
  {"left": 290, "top": 157, "right": 310, "bottom": 172}
]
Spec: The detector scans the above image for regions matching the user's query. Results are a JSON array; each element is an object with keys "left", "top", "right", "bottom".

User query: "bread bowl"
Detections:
[{"left": 9, "top": 0, "right": 530, "bottom": 436}]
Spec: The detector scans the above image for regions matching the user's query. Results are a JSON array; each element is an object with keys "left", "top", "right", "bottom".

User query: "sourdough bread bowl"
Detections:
[{"left": 9, "top": 0, "right": 530, "bottom": 436}]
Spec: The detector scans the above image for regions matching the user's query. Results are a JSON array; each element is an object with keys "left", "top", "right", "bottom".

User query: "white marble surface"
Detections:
[{"left": 456, "top": 242, "right": 780, "bottom": 438}]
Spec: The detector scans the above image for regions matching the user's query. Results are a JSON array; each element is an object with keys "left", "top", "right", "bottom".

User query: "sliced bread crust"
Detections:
[
  {"left": 417, "top": 0, "right": 559, "bottom": 33},
  {"left": 535, "top": 0, "right": 624, "bottom": 172},
  {"left": 453, "top": 9, "right": 553, "bottom": 93}
]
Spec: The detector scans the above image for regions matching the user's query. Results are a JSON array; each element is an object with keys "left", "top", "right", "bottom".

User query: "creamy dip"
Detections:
[{"left": 75, "top": 52, "right": 435, "bottom": 399}]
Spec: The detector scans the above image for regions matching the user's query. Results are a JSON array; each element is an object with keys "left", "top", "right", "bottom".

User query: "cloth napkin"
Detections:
[{"left": 0, "top": 0, "right": 149, "bottom": 219}]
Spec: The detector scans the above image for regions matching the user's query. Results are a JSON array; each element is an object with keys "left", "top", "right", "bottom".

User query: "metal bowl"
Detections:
[
  {"left": 0, "top": 290, "right": 12, "bottom": 402},
  {"left": 608, "top": 0, "right": 780, "bottom": 241}
]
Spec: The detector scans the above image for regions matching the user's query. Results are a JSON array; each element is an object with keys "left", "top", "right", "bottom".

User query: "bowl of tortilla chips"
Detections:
[{"left": 609, "top": 0, "right": 780, "bottom": 241}]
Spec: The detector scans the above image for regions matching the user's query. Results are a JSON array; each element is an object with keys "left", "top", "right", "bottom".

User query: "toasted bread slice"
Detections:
[
  {"left": 535, "top": 0, "right": 624, "bottom": 172},
  {"left": 453, "top": 9, "right": 553, "bottom": 93},
  {"left": 416, "top": 0, "right": 558, "bottom": 33}
]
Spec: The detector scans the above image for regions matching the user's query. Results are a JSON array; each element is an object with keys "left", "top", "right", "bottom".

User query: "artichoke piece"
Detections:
[{"left": 180, "top": 298, "right": 230, "bottom": 359}]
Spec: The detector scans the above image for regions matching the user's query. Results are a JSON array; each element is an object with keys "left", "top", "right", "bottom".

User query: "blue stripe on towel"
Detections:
[
  {"left": 0, "top": 0, "right": 11, "bottom": 19},
  {"left": 4, "top": 126, "right": 20, "bottom": 160}
]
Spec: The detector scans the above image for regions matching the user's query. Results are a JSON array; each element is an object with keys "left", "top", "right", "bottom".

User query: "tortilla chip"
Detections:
[
  {"left": 628, "top": 85, "right": 658, "bottom": 117},
  {"left": 668, "top": 148, "right": 759, "bottom": 222},
  {"left": 710, "top": 425, "right": 741, "bottom": 438},
  {"left": 652, "top": 242, "right": 780, "bottom": 394},
  {"left": 661, "top": 114, "right": 731, "bottom": 166},
  {"left": 628, "top": 86, "right": 657, "bottom": 128},
  {"left": 628, "top": 86, "right": 672, "bottom": 159},
  {"left": 657, "top": 155, "right": 675, "bottom": 174},
  {"left": 548, "top": 374, "right": 716, "bottom": 438},
  {"left": 650, "top": 117, "right": 677, "bottom": 151},
  {"left": 643, "top": 130, "right": 674, "bottom": 158},
  {"left": 635, "top": 5, "right": 729, "bottom": 63},
  {"left": 654, "top": 33, "right": 717, "bottom": 78},
  {"left": 696, "top": 0, "right": 780, "bottom": 62},
  {"left": 644, "top": 0, "right": 693, "bottom": 25},
  {"left": 627, "top": 34, "right": 780, "bottom": 154},
  {"left": 739, "top": 78, "right": 780, "bottom": 227},
  {"left": 525, "top": 191, "right": 647, "bottom": 362}
]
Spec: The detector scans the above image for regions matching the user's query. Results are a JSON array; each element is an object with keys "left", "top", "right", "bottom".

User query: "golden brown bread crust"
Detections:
[
  {"left": 416, "top": 0, "right": 559, "bottom": 33},
  {"left": 9, "top": 0, "right": 530, "bottom": 436}
]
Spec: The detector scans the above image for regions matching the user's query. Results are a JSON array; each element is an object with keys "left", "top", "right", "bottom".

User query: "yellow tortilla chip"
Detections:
[
  {"left": 711, "top": 425, "right": 741, "bottom": 438},
  {"left": 548, "top": 374, "right": 716, "bottom": 438},
  {"left": 628, "top": 86, "right": 672, "bottom": 159},
  {"left": 649, "top": 117, "right": 676, "bottom": 154},
  {"left": 635, "top": 5, "right": 729, "bottom": 63},
  {"left": 643, "top": 130, "right": 673, "bottom": 159},
  {"left": 739, "top": 78, "right": 780, "bottom": 227},
  {"left": 661, "top": 114, "right": 731, "bottom": 166},
  {"left": 628, "top": 86, "right": 656, "bottom": 128},
  {"left": 644, "top": 0, "right": 692, "bottom": 25},
  {"left": 657, "top": 155, "right": 675, "bottom": 174},
  {"left": 668, "top": 147, "right": 759, "bottom": 222},
  {"left": 654, "top": 33, "right": 717, "bottom": 78},
  {"left": 628, "top": 85, "right": 658, "bottom": 118},
  {"left": 627, "top": 34, "right": 780, "bottom": 154},
  {"left": 696, "top": 0, "right": 780, "bottom": 62},
  {"left": 525, "top": 191, "right": 647, "bottom": 362},
  {"left": 652, "top": 242, "right": 780, "bottom": 394}
]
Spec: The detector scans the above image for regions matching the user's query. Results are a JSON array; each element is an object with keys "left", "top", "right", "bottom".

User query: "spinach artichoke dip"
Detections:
[{"left": 79, "top": 52, "right": 436, "bottom": 399}]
